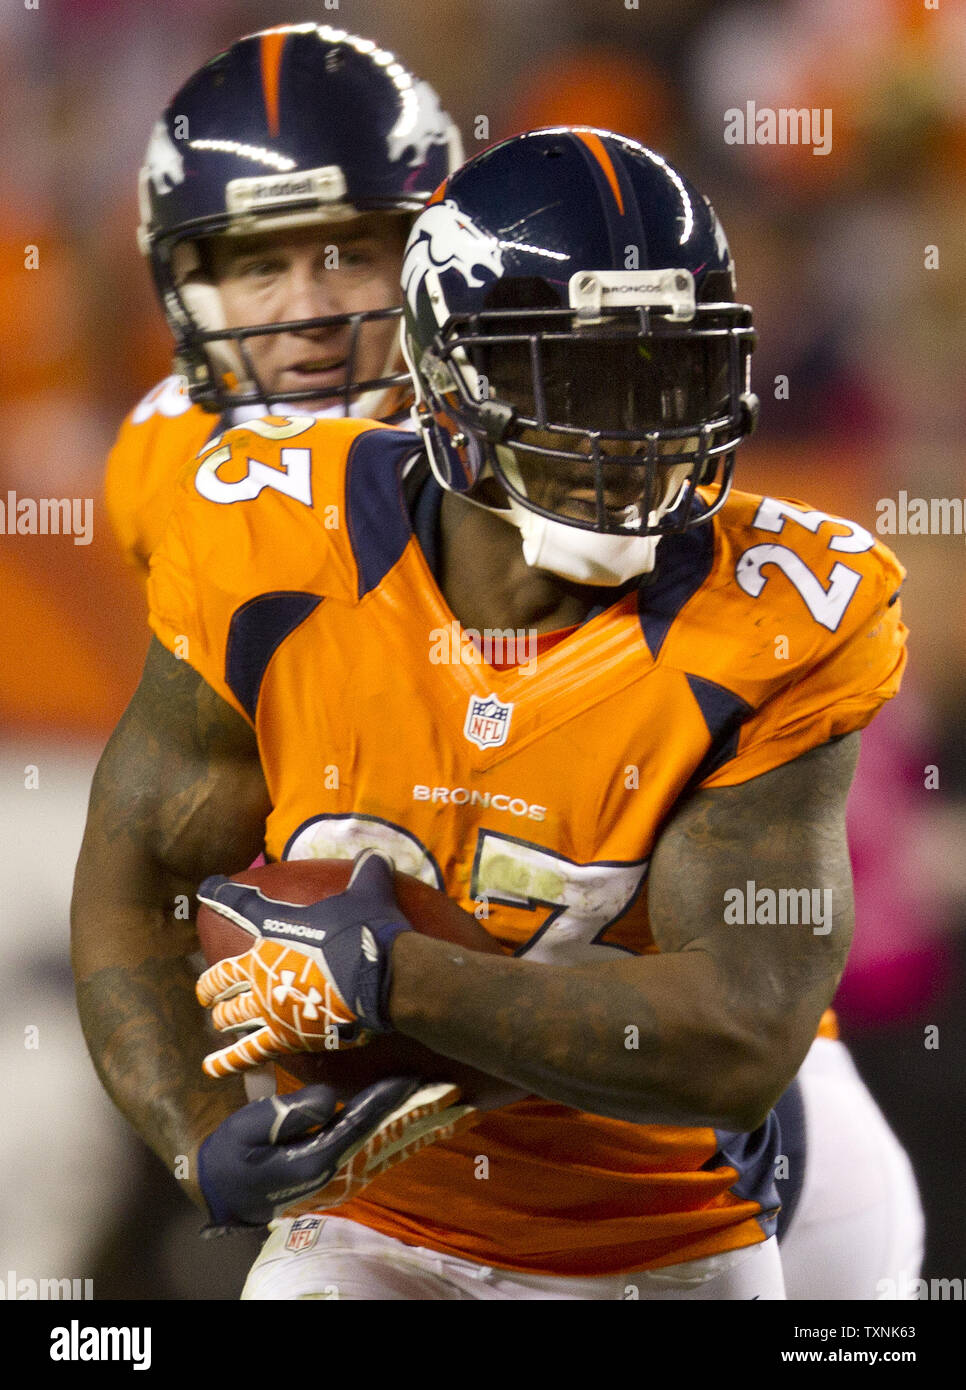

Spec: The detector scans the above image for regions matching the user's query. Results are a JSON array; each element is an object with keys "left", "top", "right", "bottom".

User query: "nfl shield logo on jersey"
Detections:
[
  {"left": 463, "top": 693, "right": 513, "bottom": 749},
  {"left": 285, "top": 1216, "right": 325, "bottom": 1253}
]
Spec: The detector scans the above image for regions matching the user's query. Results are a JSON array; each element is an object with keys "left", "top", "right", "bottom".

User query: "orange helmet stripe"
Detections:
[
  {"left": 260, "top": 31, "right": 287, "bottom": 138},
  {"left": 574, "top": 130, "right": 624, "bottom": 215}
]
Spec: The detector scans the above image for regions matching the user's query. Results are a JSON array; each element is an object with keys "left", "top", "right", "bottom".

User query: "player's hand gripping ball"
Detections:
[
  {"left": 196, "top": 850, "right": 410, "bottom": 1074},
  {"left": 198, "top": 1075, "right": 478, "bottom": 1229},
  {"left": 195, "top": 851, "right": 525, "bottom": 1110}
]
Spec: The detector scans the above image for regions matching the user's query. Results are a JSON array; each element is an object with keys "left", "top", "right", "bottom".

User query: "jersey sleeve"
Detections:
[
  {"left": 103, "top": 438, "right": 141, "bottom": 571},
  {"left": 695, "top": 501, "right": 908, "bottom": 789},
  {"left": 146, "top": 493, "right": 241, "bottom": 706},
  {"left": 104, "top": 376, "right": 215, "bottom": 576}
]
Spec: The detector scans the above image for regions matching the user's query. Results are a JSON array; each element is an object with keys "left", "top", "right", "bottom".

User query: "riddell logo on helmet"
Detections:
[
  {"left": 246, "top": 178, "right": 314, "bottom": 201},
  {"left": 226, "top": 168, "right": 348, "bottom": 215}
]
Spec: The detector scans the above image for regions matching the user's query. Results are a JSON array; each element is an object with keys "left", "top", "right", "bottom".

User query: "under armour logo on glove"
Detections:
[
  {"left": 196, "top": 850, "right": 413, "bottom": 1078},
  {"left": 272, "top": 971, "right": 324, "bottom": 1014}
]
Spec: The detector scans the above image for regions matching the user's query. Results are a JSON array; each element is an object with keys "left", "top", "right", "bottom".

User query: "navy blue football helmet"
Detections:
[
  {"left": 402, "top": 128, "right": 757, "bottom": 539},
  {"left": 138, "top": 25, "right": 463, "bottom": 413}
]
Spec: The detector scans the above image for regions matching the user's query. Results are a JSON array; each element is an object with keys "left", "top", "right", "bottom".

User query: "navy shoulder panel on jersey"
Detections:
[
  {"left": 685, "top": 673, "right": 753, "bottom": 785},
  {"left": 408, "top": 463, "right": 443, "bottom": 578},
  {"left": 344, "top": 428, "right": 423, "bottom": 599},
  {"left": 636, "top": 509, "right": 715, "bottom": 659},
  {"left": 226, "top": 591, "right": 323, "bottom": 721}
]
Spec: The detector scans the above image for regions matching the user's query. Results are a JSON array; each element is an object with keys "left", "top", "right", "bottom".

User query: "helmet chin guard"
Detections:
[{"left": 501, "top": 498, "right": 664, "bottom": 586}]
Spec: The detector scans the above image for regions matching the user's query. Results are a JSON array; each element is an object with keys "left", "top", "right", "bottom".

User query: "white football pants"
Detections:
[{"left": 778, "top": 1037, "right": 924, "bottom": 1300}]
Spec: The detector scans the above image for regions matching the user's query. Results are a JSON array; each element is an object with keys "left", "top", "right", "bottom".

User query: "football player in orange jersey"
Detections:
[
  {"left": 74, "top": 129, "right": 922, "bottom": 1299},
  {"left": 105, "top": 23, "right": 463, "bottom": 574}
]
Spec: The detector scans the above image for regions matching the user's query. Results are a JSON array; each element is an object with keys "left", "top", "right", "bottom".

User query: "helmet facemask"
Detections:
[
  {"left": 153, "top": 209, "right": 412, "bottom": 417},
  {"left": 410, "top": 271, "right": 757, "bottom": 540}
]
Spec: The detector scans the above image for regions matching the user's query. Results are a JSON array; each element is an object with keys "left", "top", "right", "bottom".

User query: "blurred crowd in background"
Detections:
[{"left": 1, "top": 0, "right": 963, "bottom": 1296}]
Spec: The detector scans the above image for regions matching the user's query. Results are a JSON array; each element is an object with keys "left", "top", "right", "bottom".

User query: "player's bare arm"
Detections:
[
  {"left": 71, "top": 637, "right": 271, "bottom": 1209},
  {"left": 389, "top": 732, "right": 859, "bottom": 1133}
]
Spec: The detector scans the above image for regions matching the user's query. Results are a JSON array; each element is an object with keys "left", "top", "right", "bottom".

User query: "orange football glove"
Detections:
[
  {"left": 196, "top": 851, "right": 412, "bottom": 1078},
  {"left": 197, "top": 937, "right": 363, "bottom": 1078}
]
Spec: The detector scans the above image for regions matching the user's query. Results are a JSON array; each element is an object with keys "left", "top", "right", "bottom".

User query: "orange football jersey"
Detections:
[
  {"left": 148, "top": 415, "right": 907, "bottom": 1276},
  {"left": 104, "top": 376, "right": 221, "bottom": 575}
]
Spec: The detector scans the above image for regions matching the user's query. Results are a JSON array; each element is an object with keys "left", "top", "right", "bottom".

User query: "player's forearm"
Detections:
[
  {"left": 70, "top": 638, "right": 271, "bottom": 1207},
  {"left": 389, "top": 933, "right": 771, "bottom": 1130},
  {"left": 72, "top": 896, "right": 246, "bottom": 1211}
]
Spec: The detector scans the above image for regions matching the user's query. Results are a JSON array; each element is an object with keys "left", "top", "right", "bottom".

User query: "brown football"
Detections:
[{"left": 196, "top": 859, "right": 527, "bottom": 1111}]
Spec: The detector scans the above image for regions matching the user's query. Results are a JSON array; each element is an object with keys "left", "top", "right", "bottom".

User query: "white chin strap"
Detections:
[
  {"left": 233, "top": 387, "right": 399, "bottom": 424},
  {"left": 489, "top": 449, "right": 691, "bottom": 587},
  {"left": 500, "top": 497, "right": 662, "bottom": 586},
  {"left": 230, "top": 399, "right": 371, "bottom": 425}
]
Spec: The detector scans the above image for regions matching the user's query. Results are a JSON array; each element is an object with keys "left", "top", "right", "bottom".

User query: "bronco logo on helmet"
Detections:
[
  {"left": 402, "top": 199, "right": 505, "bottom": 323},
  {"left": 143, "top": 121, "right": 185, "bottom": 198},
  {"left": 388, "top": 81, "right": 458, "bottom": 168}
]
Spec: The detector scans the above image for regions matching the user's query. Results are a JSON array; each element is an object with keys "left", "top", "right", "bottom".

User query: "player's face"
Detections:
[
  {"left": 481, "top": 336, "right": 716, "bottom": 528},
  {"left": 501, "top": 431, "right": 696, "bottom": 529},
  {"left": 207, "top": 215, "right": 407, "bottom": 402}
]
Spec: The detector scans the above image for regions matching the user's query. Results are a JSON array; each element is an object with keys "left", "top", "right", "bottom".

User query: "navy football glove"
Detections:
[{"left": 198, "top": 1077, "right": 477, "bottom": 1230}]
